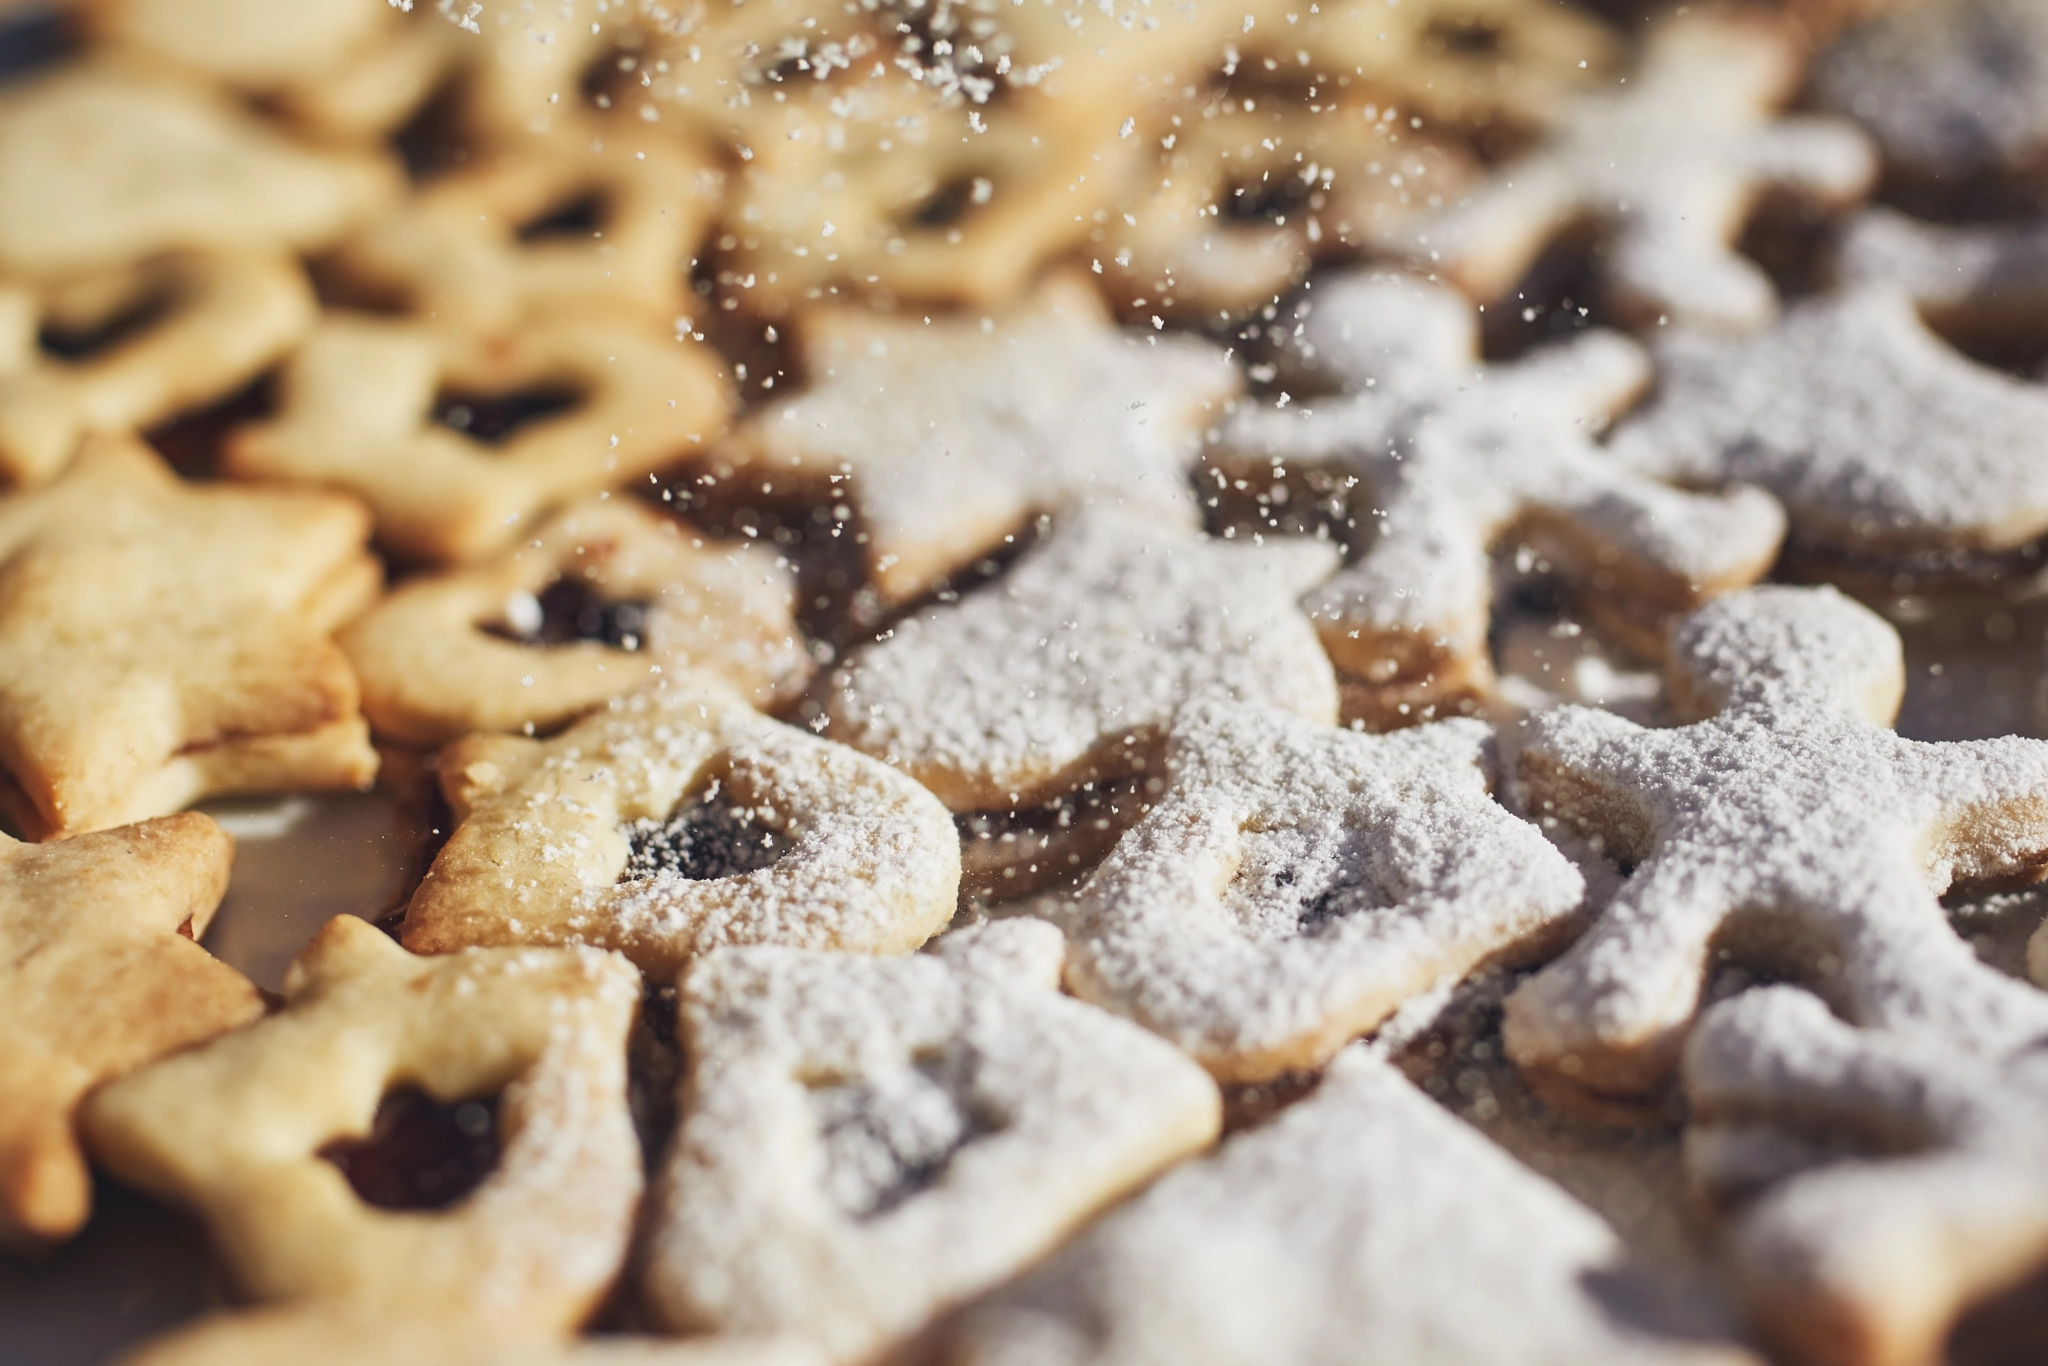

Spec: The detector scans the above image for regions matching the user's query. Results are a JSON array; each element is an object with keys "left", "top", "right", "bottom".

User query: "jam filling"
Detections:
[{"left": 320, "top": 1087, "right": 500, "bottom": 1211}]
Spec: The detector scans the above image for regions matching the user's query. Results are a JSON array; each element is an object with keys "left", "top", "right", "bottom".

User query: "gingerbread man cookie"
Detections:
[
  {"left": 1685, "top": 986, "right": 2048, "bottom": 1366},
  {"left": 1506, "top": 585, "right": 2048, "bottom": 1110},
  {"left": 342, "top": 496, "right": 811, "bottom": 747},
  {"left": 1222, "top": 271, "right": 1784, "bottom": 721},
  {"left": 0, "top": 433, "right": 379, "bottom": 839},
  {"left": 1062, "top": 699, "right": 1583, "bottom": 1082},
  {"left": 942, "top": 1045, "right": 1758, "bottom": 1366},
  {"left": 225, "top": 312, "right": 731, "bottom": 564},
  {"left": 0, "top": 251, "right": 314, "bottom": 486},
  {"left": 644, "top": 920, "right": 1220, "bottom": 1362},
  {"left": 84, "top": 915, "right": 643, "bottom": 1331},
  {"left": 826, "top": 506, "right": 1340, "bottom": 812},
  {"left": 0, "top": 812, "right": 261, "bottom": 1249},
  {"left": 403, "top": 682, "right": 960, "bottom": 977},
  {"left": 719, "top": 275, "right": 1239, "bottom": 608},
  {"left": 1381, "top": 9, "right": 1875, "bottom": 332}
]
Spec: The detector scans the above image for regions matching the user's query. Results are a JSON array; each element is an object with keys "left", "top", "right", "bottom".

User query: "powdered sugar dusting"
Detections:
[{"left": 1838, "top": 207, "right": 2048, "bottom": 321}]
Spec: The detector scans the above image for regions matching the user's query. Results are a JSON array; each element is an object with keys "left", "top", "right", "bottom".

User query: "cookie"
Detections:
[
  {"left": 1837, "top": 205, "right": 2048, "bottom": 341},
  {"left": 1380, "top": 9, "right": 1875, "bottom": 333},
  {"left": 1505, "top": 585, "right": 2048, "bottom": 1111},
  {"left": 1222, "top": 271, "right": 1784, "bottom": 721},
  {"left": 331, "top": 129, "right": 724, "bottom": 332},
  {"left": 717, "top": 275, "right": 1239, "bottom": 608},
  {"left": 643, "top": 920, "right": 1220, "bottom": 1361},
  {"left": 402, "top": 682, "right": 960, "bottom": 978},
  {"left": 224, "top": 312, "right": 731, "bottom": 564},
  {"left": 1060, "top": 699, "right": 1583, "bottom": 1081},
  {"left": 0, "top": 251, "right": 314, "bottom": 486},
  {"left": 1684, "top": 986, "right": 2048, "bottom": 1366},
  {"left": 341, "top": 496, "right": 811, "bottom": 747},
  {"left": 1608, "top": 284, "right": 2048, "bottom": 585},
  {"left": 941, "top": 1045, "right": 1758, "bottom": 1366},
  {"left": 0, "top": 812, "right": 262, "bottom": 1249},
  {"left": 0, "top": 433, "right": 379, "bottom": 839},
  {"left": 826, "top": 505, "right": 1341, "bottom": 812},
  {"left": 0, "top": 57, "right": 401, "bottom": 282},
  {"left": 82, "top": 914, "right": 643, "bottom": 1330}
]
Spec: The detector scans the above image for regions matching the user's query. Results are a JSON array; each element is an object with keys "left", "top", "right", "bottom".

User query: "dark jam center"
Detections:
[
  {"left": 622, "top": 793, "right": 790, "bottom": 882},
  {"left": 809, "top": 1054, "right": 990, "bottom": 1220},
  {"left": 516, "top": 190, "right": 609, "bottom": 242},
  {"left": 493, "top": 578, "right": 652, "bottom": 651},
  {"left": 433, "top": 385, "right": 582, "bottom": 444},
  {"left": 37, "top": 288, "right": 174, "bottom": 359},
  {"left": 319, "top": 1087, "right": 500, "bottom": 1211}
]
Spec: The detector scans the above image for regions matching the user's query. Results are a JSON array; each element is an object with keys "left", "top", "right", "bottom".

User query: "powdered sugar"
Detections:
[{"left": 1839, "top": 207, "right": 2048, "bottom": 324}]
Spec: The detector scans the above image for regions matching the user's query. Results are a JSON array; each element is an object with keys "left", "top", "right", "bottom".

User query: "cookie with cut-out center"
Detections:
[
  {"left": 1222, "top": 271, "right": 1783, "bottom": 723},
  {"left": 1609, "top": 284, "right": 2048, "bottom": 584},
  {"left": 0, "top": 433, "right": 379, "bottom": 839},
  {"left": 1684, "top": 987, "right": 2048, "bottom": 1366},
  {"left": 1506, "top": 585, "right": 2048, "bottom": 1112},
  {"left": 644, "top": 920, "right": 1220, "bottom": 1362},
  {"left": 826, "top": 506, "right": 1340, "bottom": 814},
  {"left": 718, "top": 275, "right": 1239, "bottom": 608},
  {"left": 1062, "top": 699, "right": 1582, "bottom": 1082},
  {"left": 941, "top": 1045, "right": 1759, "bottom": 1366},
  {"left": 0, "top": 58, "right": 400, "bottom": 282},
  {"left": 225, "top": 312, "right": 731, "bottom": 565},
  {"left": 83, "top": 915, "right": 643, "bottom": 1331},
  {"left": 0, "top": 813, "right": 261, "bottom": 1249},
  {"left": 403, "top": 682, "right": 960, "bottom": 978},
  {"left": 0, "top": 251, "right": 313, "bottom": 486},
  {"left": 342, "top": 497, "right": 811, "bottom": 747},
  {"left": 1381, "top": 9, "right": 1874, "bottom": 333}
]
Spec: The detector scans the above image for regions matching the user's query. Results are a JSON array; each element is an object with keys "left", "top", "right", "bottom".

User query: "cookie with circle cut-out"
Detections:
[
  {"left": 83, "top": 914, "right": 642, "bottom": 1330},
  {"left": 225, "top": 312, "right": 731, "bottom": 565},
  {"left": 1837, "top": 206, "right": 2048, "bottom": 347},
  {"left": 941, "top": 1044, "right": 1760, "bottom": 1366},
  {"left": 0, "top": 57, "right": 401, "bottom": 283},
  {"left": 0, "top": 251, "right": 314, "bottom": 487},
  {"left": 720, "top": 274, "right": 1238, "bottom": 608},
  {"left": 1684, "top": 986, "right": 2048, "bottom": 1366},
  {"left": 826, "top": 506, "right": 1340, "bottom": 814},
  {"left": 0, "top": 812, "right": 261, "bottom": 1250},
  {"left": 403, "top": 682, "right": 960, "bottom": 979},
  {"left": 331, "top": 129, "right": 724, "bottom": 333},
  {"left": 644, "top": 919, "right": 1221, "bottom": 1362},
  {"left": 1061, "top": 699, "right": 1583, "bottom": 1082},
  {"left": 1381, "top": 9, "right": 1875, "bottom": 334},
  {"left": 0, "top": 433, "right": 379, "bottom": 839},
  {"left": 1609, "top": 284, "right": 2048, "bottom": 586},
  {"left": 1505, "top": 585, "right": 2048, "bottom": 1115},
  {"left": 342, "top": 497, "right": 811, "bottom": 747},
  {"left": 1220, "top": 271, "right": 1784, "bottom": 724}
]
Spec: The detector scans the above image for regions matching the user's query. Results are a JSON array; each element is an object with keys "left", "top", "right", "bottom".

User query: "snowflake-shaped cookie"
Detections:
[
  {"left": 825, "top": 505, "right": 1340, "bottom": 812},
  {"left": 1684, "top": 986, "right": 2048, "bottom": 1366},
  {"left": 1222, "top": 271, "right": 1783, "bottom": 719},
  {"left": 722, "top": 276, "right": 1240, "bottom": 608},
  {"left": 1380, "top": 9, "right": 1874, "bottom": 332},
  {"left": 644, "top": 920, "right": 1219, "bottom": 1362},
  {"left": 1506, "top": 585, "right": 2048, "bottom": 1108}
]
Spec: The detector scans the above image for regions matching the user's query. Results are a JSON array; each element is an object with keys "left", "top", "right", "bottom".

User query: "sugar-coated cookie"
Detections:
[{"left": 1837, "top": 206, "right": 2048, "bottom": 340}]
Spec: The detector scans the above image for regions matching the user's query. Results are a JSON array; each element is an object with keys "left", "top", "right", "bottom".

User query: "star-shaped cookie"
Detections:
[
  {"left": 1379, "top": 9, "right": 1874, "bottom": 333},
  {"left": 1222, "top": 271, "right": 1783, "bottom": 721},
  {"left": 0, "top": 812, "right": 262, "bottom": 1249},
  {"left": 720, "top": 275, "right": 1240, "bottom": 608},
  {"left": 0, "top": 433, "right": 380, "bottom": 839},
  {"left": 1506, "top": 585, "right": 2048, "bottom": 1110}
]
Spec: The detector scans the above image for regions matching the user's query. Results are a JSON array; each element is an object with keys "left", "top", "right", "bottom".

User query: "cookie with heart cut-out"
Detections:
[
  {"left": 0, "top": 812, "right": 262, "bottom": 1250},
  {"left": 0, "top": 433, "right": 379, "bottom": 839},
  {"left": 402, "top": 682, "right": 960, "bottom": 978},
  {"left": 225, "top": 312, "right": 731, "bottom": 565},
  {"left": 83, "top": 915, "right": 643, "bottom": 1331},
  {"left": 644, "top": 920, "right": 1220, "bottom": 1362}
]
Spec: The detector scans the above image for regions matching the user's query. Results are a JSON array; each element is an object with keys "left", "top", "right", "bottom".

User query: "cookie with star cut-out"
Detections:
[
  {"left": 643, "top": 920, "right": 1220, "bottom": 1363},
  {"left": 0, "top": 433, "right": 380, "bottom": 840},
  {"left": 716, "top": 274, "right": 1240, "bottom": 609},
  {"left": 1505, "top": 585, "right": 2048, "bottom": 1115},
  {"left": 0, "top": 812, "right": 262, "bottom": 1250},
  {"left": 1684, "top": 986, "right": 2048, "bottom": 1366},
  {"left": 1221, "top": 271, "right": 1784, "bottom": 726},
  {"left": 1378, "top": 8, "right": 1875, "bottom": 334}
]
